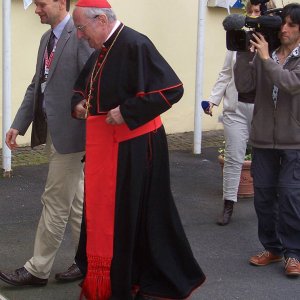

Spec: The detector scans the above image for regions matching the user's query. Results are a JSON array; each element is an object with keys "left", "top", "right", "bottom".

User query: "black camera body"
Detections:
[{"left": 224, "top": 0, "right": 282, "bottom": 52}]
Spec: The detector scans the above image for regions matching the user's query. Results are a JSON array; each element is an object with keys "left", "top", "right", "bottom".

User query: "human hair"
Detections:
[
  {"left": 245, "top": 0, "right": 276, "bottom": 14},
  {"left": 53, "top": 0, "right": 70, "bottom": 12},
  {"left": 281, "top": 3, "right": 300, "bottom": 28},
  {"left": 83, "top": 7, "right": 116, "bottom": 22}
]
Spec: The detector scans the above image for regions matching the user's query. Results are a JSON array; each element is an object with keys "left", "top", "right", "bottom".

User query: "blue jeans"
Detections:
[{"left": 252, "top": 147, "right": 300, "bottom": 260}]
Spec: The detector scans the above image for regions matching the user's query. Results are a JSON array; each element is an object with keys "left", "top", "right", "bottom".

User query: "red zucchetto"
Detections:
[{"left": 75, "top": 0, "right": 111, "bottom": 8}]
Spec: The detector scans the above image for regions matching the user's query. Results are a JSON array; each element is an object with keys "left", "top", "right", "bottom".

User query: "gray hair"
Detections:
[{"left": 83, "top": 7, "right": 117, "bottom": 22}]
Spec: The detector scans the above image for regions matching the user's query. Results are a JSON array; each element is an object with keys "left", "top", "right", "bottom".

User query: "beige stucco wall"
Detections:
[
  {"left": 0, "top": 0, "right": 295, "bottom": 147},
  {"left": 109, "top": 0, "right": 228, "bottom": 134}
]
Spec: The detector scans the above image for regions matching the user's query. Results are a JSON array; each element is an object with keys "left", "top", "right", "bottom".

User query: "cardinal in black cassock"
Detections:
[{"left": 71, "top": 1, "right": 206, "bottom": 299}]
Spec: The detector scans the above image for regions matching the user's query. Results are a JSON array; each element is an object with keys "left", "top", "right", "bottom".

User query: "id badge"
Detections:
[{"left": 41, "top": 81, "right": 46, "bottom": 93}]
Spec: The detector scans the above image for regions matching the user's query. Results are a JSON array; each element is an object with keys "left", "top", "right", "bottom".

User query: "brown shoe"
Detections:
[
  {"left": 217, "top": 200, "right": 234, "bottom": 226},
  {"left": 249, "top": 250, "right": 283, "bottom": 266},
  {"left": 0, "top": 267, "right": 48, "bottom": 286},
  {"left": 285, "top": 258, "right": 300, "bottom": 277},
  {"left": 55, "top": 263, "right": 84, "bottom": 282}
]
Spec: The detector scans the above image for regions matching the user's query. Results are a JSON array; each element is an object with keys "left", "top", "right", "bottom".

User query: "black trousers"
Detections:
[
  {"left": 75, "top": 205, "right": 87, "bottom": 275},
  {"left": 252, "top": 147, "right": 300, "bottom": 260}
]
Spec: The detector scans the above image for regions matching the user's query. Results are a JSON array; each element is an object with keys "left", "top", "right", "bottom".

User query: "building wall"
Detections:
[{"left": 0, "top": 0, "right": 294, "bottom": 147}]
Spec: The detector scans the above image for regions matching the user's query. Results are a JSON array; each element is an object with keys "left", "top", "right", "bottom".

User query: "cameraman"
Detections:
[{"left": 234, "top": 3, "right": 300, "bottom": 277}]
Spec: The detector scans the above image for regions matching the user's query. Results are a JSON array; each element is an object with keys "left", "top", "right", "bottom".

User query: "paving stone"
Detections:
[{"left": 0, "top": 130, "right": 224, "bottom": 168}]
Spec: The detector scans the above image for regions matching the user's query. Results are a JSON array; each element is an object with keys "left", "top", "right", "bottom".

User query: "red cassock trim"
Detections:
[
  {"left": 73, "top": 89, "right": 85, "bottom": 97},
  {"left": 135, "top": 83, "right": 183, "bottom": 107},
  {"left": 81, "top": 115, "right": 162, "bottom": 300}
]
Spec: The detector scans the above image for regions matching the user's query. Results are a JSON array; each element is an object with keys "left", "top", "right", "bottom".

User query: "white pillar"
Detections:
[
  {"left": 2, "top": 0, "right": 12, "bottom": 175},
  {"left": 193, "top": 0, "right": 206, "bottom": 154}
]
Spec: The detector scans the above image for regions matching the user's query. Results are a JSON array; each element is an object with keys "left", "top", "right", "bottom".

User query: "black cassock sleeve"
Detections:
[{"left": 119, "top": 39, "right": 183, "bottom": 130}]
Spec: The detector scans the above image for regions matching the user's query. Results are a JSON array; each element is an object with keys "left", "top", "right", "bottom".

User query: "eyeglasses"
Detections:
[{"left": 76, "top": 15, "right": 99, "bottom": 32}]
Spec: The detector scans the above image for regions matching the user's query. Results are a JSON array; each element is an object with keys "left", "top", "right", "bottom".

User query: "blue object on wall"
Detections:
[
  {"left": 232, "top": 0, "right": 243, "bottom": 8},
  {"left": 207, "top": 0, "right": 244, "bottom": 9}
]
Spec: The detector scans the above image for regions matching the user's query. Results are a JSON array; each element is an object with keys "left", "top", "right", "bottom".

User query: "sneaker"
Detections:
[
  {"left": 285, "top": 258, "right": 300, "bottom": 277},
  {"left": 249, "top": 250, "right": 283, "bottom": 266}
]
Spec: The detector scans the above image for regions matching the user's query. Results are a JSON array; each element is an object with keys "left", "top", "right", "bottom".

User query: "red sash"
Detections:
[{"left": 81, "top": 115, "right": 162, "bottom": 300}]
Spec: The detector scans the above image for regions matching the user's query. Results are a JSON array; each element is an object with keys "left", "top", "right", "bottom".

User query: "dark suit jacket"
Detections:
[{"left": 12, "top": 18, "right": 93, "bottom": 154}]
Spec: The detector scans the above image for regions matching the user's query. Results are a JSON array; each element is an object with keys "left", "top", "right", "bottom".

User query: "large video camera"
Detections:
[{"left": 223, "top": 0, "right": 283, "bottom": 52}]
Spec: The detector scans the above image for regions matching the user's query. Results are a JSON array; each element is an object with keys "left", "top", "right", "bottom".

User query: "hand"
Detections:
[
  {"left": 204, "top": 102, "right": 214, "bottom": 116},
  {"left": 73, "top": 99, "right": 87, "bottom": 119},
  {"left": 249, "top": 44, "right": 256, "bottom": 53},
  {"left": 106, "top": 106, "right": 124, "bottom": 125},
  {"left": 250, "top": 32, "right": 270, "bottom": 60},
  {"left": 6, "top": 128, "right": 19, "bottom": 150}
]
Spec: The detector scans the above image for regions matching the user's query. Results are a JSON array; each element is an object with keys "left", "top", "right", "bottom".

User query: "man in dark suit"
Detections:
[{"left": 0, "top": 0, "right": 93, "bottom": 286}]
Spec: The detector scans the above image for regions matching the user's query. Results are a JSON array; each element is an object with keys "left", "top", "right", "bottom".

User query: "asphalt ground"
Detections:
[{"left": 0, "top": 131, "right": 300, "bottom": 300}]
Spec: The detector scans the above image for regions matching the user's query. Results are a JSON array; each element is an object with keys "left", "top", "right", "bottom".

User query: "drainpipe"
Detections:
[
  {"left": 2, "top": 0, "right": 12, "bottom": 176},
  {"left": 193, "top": 0, "right": 206, "bottom": 154}
]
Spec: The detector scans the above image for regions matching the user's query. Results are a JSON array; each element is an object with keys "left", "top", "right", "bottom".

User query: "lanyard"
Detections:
[{"left": 44, "top": 45, "right": 56, "bottom": 80}]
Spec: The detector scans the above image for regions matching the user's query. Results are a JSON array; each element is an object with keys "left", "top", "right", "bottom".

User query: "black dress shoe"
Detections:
[
  {"left": 0, "top": 267, "right": 48, "bottom": 287},
  {"left": 217, "top": 200, "right": 234, "bottom": 226},
  {"left": 55, "top": 263, "right": 84, "bottom": 282}
]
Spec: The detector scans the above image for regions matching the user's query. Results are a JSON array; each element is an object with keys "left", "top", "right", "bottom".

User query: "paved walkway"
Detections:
[
  {"left": 1, "top": 136, "right": 300, "bottom": 300},
  {"left": 3, "top": 130, "right": 299, "bottom": 299},
  {"left": 0, "top": 130, "right": 224, "bottom": 170}
]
